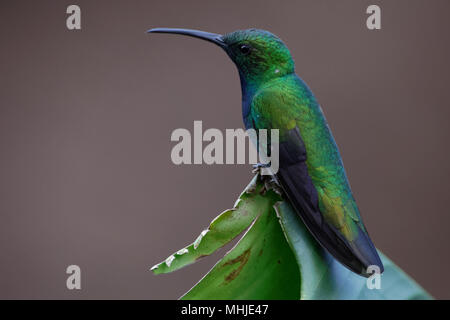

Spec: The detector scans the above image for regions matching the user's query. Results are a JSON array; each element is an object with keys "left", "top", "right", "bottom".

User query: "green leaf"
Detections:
[
  {"left": 151, "top": 175, "right": 272, "bottom": 275},
  {"left": 152, "top": 174, "right": 432, "bottom": 300},
  {"left": 181, "top": 188, "right": 300, "bottom": 300}
]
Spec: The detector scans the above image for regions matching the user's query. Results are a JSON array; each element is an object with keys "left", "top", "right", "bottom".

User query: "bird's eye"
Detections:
[{"left": 239, "top": 44, "right": 251, "bottom": 55}]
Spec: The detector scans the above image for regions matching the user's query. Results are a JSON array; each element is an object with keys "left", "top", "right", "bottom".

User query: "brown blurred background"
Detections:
[{"left": 1, "top": 0, "right": 449, "bottom": 299}]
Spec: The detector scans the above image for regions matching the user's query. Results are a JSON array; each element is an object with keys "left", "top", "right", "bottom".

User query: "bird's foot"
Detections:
[
  {"left": 259, "top": 174, "right": 283, "bottom": 197},
  {"left": 252, "top": 162, "right": 271, "bottom": 175},
  {"left": 251, "top": 163, "right": 283, "bottom": 196}
]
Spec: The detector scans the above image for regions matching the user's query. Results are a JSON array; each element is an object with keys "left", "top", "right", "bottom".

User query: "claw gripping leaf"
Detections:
[{"left": 151, "top": 174, "right": 432, "bottom": 300}]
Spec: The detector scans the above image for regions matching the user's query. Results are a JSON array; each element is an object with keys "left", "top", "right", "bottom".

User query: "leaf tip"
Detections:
[{"left": 150, "top": 264, "right": 159, "bottom": 273}]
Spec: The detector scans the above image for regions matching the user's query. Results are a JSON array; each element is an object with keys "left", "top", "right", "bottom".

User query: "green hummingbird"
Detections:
[{"left": 148, "top": 27, "right": 384, "bottom": 277}]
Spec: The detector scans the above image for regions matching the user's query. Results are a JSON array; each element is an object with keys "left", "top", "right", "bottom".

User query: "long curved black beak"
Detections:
[{"left": 147, "top": 28, "right": 227, "bottom": 49}]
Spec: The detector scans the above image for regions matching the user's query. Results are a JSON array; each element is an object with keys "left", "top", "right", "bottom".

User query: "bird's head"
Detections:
[
  {"left": 148, "top": 28, "right": 295, "bottom": 84},
  {"left": 222, "top": 29, "right": 295, "bottom": 82}
]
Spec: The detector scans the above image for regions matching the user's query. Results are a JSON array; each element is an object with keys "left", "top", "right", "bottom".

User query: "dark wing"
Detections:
[{"left": 275, "top": 126, "right": 383, "bottom": 277}]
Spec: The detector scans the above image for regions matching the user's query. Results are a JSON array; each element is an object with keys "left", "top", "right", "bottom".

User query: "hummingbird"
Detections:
[{"left": 148, "top": 27, "right": 384, "bottom": 277}]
